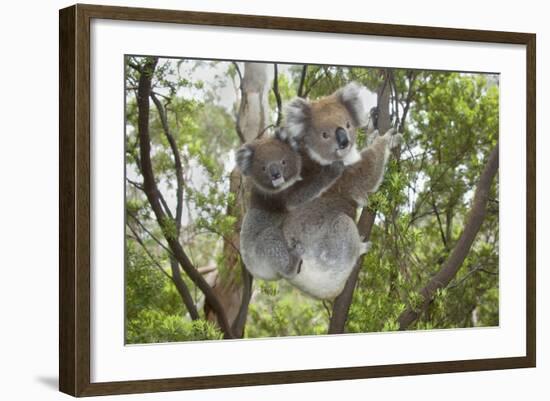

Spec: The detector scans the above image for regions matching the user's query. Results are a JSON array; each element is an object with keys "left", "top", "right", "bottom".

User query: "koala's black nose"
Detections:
[
  {"left": 335, "top": 127, "right": 349, "bottom": 149},
  {"left": 269, "top": 164, "right": 281, "bottom": 179}
]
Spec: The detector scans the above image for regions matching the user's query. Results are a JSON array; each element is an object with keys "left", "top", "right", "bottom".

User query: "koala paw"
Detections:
[
  {"left": 366, "top": 129, "right": 380, "bottom": 146},
  {"left": 327, "top": 160, "right": 345, "bottom": 177},
  {"left": 389, "top": 133, "right": 403, "bottom": 149},
  {"left": 380, "top": 128, "right": 402, "bottom": 149},
  {"left": 382, "top": 128, "right": 397, "bottom": 138},
  {"left": 360, "top": 241, "right": 372, "bottom": 255},
  {"left": 289, "top": 238, "right": 305, "bottom": 256},
  {"left": 280, "top": 249, "right": 303, "bottom": 279}
]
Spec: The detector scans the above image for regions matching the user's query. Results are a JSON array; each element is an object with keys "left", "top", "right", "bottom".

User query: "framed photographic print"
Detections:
[{"left": 59, "top": 4, "right": 536, "bottom": 397}]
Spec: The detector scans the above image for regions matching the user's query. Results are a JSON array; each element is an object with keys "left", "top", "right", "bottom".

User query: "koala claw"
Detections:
[
  {"left": 381, "top": 127, "right": 396, "bottom": 137},
  {"left": 289, "top": 238, "right": 305, "bottom": 255},
  {"left": 281, "top": 249, "right": 303, "bottom": 279},
  {"left": 389, "top": 133, "right": 403, "bottom": 149},
  {"left": 366, "top": 130, "right": 380, "bottom": 146},
  {"left": 360, "top": 241, "right": 372, "bottom": 255}
]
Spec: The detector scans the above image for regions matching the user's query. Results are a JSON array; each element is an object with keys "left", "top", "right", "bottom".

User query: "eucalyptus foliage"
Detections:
[{"left": 125, "top": 57, "right": 498, "bottom": 343}]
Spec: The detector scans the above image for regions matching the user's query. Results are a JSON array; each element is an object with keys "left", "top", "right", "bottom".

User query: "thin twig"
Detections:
[
  {"left": 127, "top": 211, "right": 174, "bottom": 257},
  {"left": 398, "top": 144, "right": 499, "bottom": 330},
  {"left": 232, "top": 62, "right": 243, "bottom": 90},
  {"left": 448, "top": 265, "right": 498, "bottom": 289},
  {"left": 126, "top": 226, "right": 171, "bottom": 280}
]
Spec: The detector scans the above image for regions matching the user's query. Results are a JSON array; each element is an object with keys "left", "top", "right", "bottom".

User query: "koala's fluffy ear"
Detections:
[
  {"left": 273, "top": 127, "right": 287, "bottom": 142},
  {"left": 338, "top": 82, "right": 370, "bottom": 127},
  {"left": 236, "top": 144, "right": 254, "bottom": 176},
  {"left": 283, "top": 97, "right": 311, "bottom": 140},
  {"left": 274, "top": 127, "right": 299, "bottom": 151}
]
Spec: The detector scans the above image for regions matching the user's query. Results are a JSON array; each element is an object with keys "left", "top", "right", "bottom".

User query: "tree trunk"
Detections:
[
  {"left": 328, "top": 72, "right": 392, "bottom": 334},
  {"left": 236, "top": 63, "right": 271, "bottom": 142},
  {"left": 206, "top": 63, "right": 270, "bottom": 336}
]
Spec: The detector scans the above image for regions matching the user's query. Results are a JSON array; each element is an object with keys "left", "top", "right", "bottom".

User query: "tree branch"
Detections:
[
  {"left": 389, "top": 70, "right": 400, "bottom": 128},
  {"left": 126, "top": 178, "right": 144, "bottom": 191},
  {"left": 302, "top": 70, "right": 325, "bottom": 99},
  {"left": 328, "top": 71, "right": 404, "bottom": 334},
  {"left": 168, "top": 258, "right": 201, "bottom": 321},
  {"left": 398, "top": 143, "right": 499, "bottom": 330},
  {"left": 150, "top": 92, "right": 185, "bottom": 232},
  {"left": 399, "top": 71, "right": 416, "bottom": 133},
  {"left": 231, "top": 263, "right": 253, "bottom": 338},
  {"left": 127, "top": 223, "right": 199, "bottom": 320},
  {"left": 273, "top": 64, "right": 283, "bottom": 126},
  {"left": 328, "top": 210, "right": 376, "bottom": 333},
  {"left": 150, "top": 92, "right": 195, "bottom": 319},
  {"left": 127, "top": 59, "right": 141, "bottom": 72},
  {"left": 232, "top": 63, "right": 246, "bottom": 144},
  {"left": 232, "top": 62, "right": 243, "bottom": 89},
  {"left": 297, "top": 65, "right": 307, "bottom": 98},
  {"left": 136, "top": 57, "right": 234, "bottom": 338},
  {"left": 447, "top": 264, "right": 498, "bottom": 290},
  {"left": 126, "top": 225, "right": 171, "bottom": 280},
  {"left": 127, "top": 211, "right": 174, "bottom": 256},
  {"left": 430, "top": 190, "right": 448, "bottom": 250}
]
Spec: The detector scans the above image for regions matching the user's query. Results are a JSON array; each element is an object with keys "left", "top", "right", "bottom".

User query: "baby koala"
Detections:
[{"left": 236, "top": 130, "right": 344, "bottom": 281}]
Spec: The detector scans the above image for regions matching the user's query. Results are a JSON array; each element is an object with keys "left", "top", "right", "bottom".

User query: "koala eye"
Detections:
[
  {"left": 346, "top": 121, "right": 351, "bottom": 129},
  {"left": 262, "top": 166, "right": 266, "bottom": 172},
  {"left": 322, "top": 132, "right": 329, "bottom": 139},
  {"left": 281, "top": 160, "right": 286, "bottom": 165}
]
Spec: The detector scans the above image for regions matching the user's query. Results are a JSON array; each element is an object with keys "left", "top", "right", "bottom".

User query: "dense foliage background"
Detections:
[{"left": 125, "top": 56, "right": 499, "bottom": 343}]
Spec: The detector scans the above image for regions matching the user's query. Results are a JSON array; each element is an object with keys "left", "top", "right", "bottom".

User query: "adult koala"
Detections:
[
  {"left": 236, "top": 130, "right": 344, "bottom": 281},
  {"left": 281, "top": 82, "right": 402, "bottom": 299}
]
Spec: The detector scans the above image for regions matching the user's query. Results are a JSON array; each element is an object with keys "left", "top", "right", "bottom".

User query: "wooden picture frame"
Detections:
[{"left": 59, "top": 3, "right": 536, "bottom": 397}]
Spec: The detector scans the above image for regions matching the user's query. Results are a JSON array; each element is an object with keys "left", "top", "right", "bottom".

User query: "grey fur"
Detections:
[
  {"left": 337, "top": 82, "right": 371, "bottom": 127},
  {"left": 279, "top": 82, "right": 401, "bottom": 299},
  {"left": 282, "top": 82, "right": 370, "bottom": 167},
  {"left": 283, "top": 129, "right": 402, "bottom": 298},
  {"left": 241, "top": 208, "right": 302, "bottom": 280},
  {"left": 235, "top": 144, "right": 254, "bottom": 176},
  {"left": 283, "top": 97, "right": 311, "bottom": 140},
  {"left": 274, "top": 127, "right": 299, "bottom": 151},
  {"left": 237, "top": 136, "right": 344, "bottom": 281}
]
